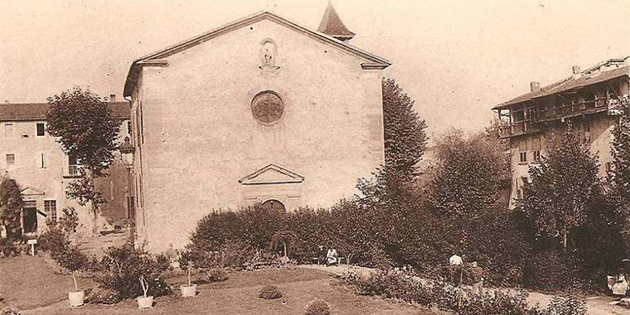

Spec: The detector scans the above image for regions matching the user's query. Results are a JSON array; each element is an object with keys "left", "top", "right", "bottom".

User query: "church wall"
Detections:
[{"left": 136, "top": 19, "right": 384, "bottom": 252}]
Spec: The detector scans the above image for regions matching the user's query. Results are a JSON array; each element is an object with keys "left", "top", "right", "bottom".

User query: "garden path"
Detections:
[{"left": 301, "top": 264, "right": 626, "bottom": 315}]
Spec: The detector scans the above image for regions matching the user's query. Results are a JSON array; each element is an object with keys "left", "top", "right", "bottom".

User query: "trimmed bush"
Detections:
[
  {"left": 258, "top": 285, "right": 282, "bottom": 299},
  {"left": 305, "top": 299, "right": 331, "bottom": 315}
]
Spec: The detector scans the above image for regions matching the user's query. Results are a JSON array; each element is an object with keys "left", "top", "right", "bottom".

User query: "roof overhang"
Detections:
[{"left": 123, "top": 11, "right": 391, "bottom": 97}]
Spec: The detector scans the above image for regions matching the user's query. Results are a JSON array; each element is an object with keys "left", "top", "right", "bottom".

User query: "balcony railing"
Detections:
[{"left": 499, "top": 95, "right": 627, "bottom": 138}]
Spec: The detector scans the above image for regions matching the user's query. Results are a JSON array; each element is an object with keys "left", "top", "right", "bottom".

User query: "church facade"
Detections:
[{"left": 123, "top": 8, "right": 390, "bottom": 252}]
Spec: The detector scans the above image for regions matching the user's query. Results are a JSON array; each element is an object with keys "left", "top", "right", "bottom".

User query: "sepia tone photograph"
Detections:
[{"left": 0, "top": 0, "right": 629, "bottom": 314}]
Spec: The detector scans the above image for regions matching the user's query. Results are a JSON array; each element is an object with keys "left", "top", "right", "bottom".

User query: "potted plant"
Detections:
[
  {"left": 137, "top": 275, "right": 154, "bottom": 309},
  {"left": 180, "top": 263, "right": 197, "bottom": 297},
  {"left": 59, "top": 247, "right": 88, "bottom": 307}
]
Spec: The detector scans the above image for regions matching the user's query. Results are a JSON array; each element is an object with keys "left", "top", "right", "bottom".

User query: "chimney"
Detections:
[
  {"left": 530, "top": 81, "right": 541, "bottom": 92},
  {"left": 109, "top": 94, "right": 116, "bottom": 103},
  {"left": 572, "top": 65, "right": 581, "bottom": 74}
]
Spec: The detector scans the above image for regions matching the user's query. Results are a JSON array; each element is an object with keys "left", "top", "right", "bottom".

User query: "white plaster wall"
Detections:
[{"left": 135, "top": 19, "right": 385, "bottom": 252}]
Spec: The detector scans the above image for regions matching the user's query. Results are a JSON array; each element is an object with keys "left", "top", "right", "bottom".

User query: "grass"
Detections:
[
  {"left": 0, "top": 255, "right": 94, "bottom": 310},
  {"left": 0, "top": 257, "right": 436, "bottom": 315}
]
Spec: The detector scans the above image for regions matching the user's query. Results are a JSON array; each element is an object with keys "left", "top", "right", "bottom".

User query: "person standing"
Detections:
[
  {"left": 327, "top": 248, "right": 339, "bottom": 266},
  {"left": 449, "top": 253, "right": 463, "bottom": 285},
  {"left": 470, "top": 261, "right": 484, "bottom": 296}
]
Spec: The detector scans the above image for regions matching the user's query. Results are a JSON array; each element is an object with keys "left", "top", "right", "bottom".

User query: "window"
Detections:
[
  {"left": 519, "top": 151, "right": 527, "bottom": 163},
  {"left": 533, "top": 150, "right": 541, "bottom": 161},
  {"left": 6, "top": 154, "right": 15, "bottom": 166},
  {"left": 45, "top": 200, "right": 57, "bottom": 224},
  {"left": 68, "top": 155, "right": 79, "bottom": 175},
  {"left": 36, "top": 123, "right": 45, "bottom": 136},
  {"left": 4, "top": 124, "right": 14, "bottom": 137},
  {"left": 127, "top": 121, "right": 132, "bottom": 136}
]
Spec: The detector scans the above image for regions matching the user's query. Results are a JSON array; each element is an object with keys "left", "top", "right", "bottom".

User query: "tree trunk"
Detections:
[
  {"left": 562, "top": 230, "right": 568, "bottom": 249},
  {"left": 89, "top": 167, "right": 98, "bottom": 236},
  {"left": 283, "top": 243, "right": 287, "bottom": 257},
  {"left": 72, "top": 271, "right": 79, "bottom": 292}
]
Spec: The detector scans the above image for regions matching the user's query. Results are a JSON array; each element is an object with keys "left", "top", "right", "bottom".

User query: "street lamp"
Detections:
[{"left": 120, "top": 136, "right": 136, "bottom": 244}]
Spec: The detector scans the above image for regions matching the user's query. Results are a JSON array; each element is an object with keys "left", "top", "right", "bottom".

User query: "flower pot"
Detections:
[
  {"left": 137, "top": 295, "right": 154, "bottom": 309},
  {"left": 68, "top": 290, "right": 85, "bottom": 307},
  {"left": 181, "top": 284, "right": 197, "bottom": 297}
]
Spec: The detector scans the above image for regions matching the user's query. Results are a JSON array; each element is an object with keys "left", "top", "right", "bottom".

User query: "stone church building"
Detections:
[{"left": 123, "top": 5, "right": 390, "bottom": 252}]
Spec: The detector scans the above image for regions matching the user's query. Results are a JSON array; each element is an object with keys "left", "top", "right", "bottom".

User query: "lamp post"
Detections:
[{"left": 120, "top": 136, "right": 136, "bottom": 244}]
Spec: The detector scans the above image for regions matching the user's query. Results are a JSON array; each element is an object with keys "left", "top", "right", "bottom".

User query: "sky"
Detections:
[{"left": 0, "top": 0, "right": 628, "bottom": 139}]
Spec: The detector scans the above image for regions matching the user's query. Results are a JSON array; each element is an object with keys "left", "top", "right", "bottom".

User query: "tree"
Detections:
[
  {"left": 0, "top": 177, "right": 23, "bottom": 239},
  {"left": 518, "top": 129, "right": 600, "bottom": 250},
  {"left": 382, "top": 78, "right": 428, "bottom": 184},
  {"left": 46, "top": 87, "right": 121, "bottom": 235},
  {"left": 426, "top": 129, "right": 508, "bottom": 217},
  {"left": 608, "top": 95, "right": 630, "bottom": 257}
]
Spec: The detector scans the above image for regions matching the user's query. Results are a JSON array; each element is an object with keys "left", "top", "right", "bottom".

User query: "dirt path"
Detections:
[{"left": 301, "top": 264, "right": 627, "bottom": 315}]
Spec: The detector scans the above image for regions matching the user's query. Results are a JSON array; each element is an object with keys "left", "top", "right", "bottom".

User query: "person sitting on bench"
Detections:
[{"left": 326, "top": 248, "right": 339, "bottom": 266}]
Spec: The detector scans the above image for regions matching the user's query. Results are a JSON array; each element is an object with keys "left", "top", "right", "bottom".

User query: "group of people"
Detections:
[
  {"left": 318, "top": 245, "right": 341, "bottom": 266},
  {"left": 449, "top": 253, "right": 484, "bottom": 296}
]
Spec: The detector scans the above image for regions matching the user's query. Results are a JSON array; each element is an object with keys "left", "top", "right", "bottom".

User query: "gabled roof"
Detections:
[
  {"left": 123, "top": 11, "right": 390, "bottom": 97},
  {"left": 238, "top": 164, "right": 304, "bottom": 185},
  {"left": 494, "top": 58, "right": 630, "bottom": 110},
  {"left": 0, "top": 102, "right": 131, "bottom": 122},
  {"left": 317, "top": 2, "right": 355, "bottom": 40}
]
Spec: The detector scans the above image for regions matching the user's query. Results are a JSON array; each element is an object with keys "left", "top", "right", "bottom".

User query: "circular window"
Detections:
[{"left": 251, "top": 91, "right": 284, "bottom": 124}]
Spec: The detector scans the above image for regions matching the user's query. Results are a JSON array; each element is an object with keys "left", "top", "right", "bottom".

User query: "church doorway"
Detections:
[{"left": 261, "top": 199, "right": 286, "bottom": 212}]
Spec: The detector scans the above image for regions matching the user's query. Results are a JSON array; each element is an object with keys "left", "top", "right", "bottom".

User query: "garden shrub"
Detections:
[
  {"left": 523, "top": 251, "right": 579, "bottom": 291},
  {"left": 340, "top": 268, "right": 583, "bottom": 315},
  {"left": 305, "top": 299, "right": 331, "bottom": 315},
  {"left": 37, "top": 227, "right": 69, "bottom": 256},
  {"left": 93, "top": 242, "right": 171, "bottom": 301},
  {"left": 258, "top": 285, "right": 282, "bottom": 299},
  {"left": 545, "top": 296, "right": 587, "bottom": 315},
  {"left": 206, "top": 267, "right": 228, "bottom": 282}
]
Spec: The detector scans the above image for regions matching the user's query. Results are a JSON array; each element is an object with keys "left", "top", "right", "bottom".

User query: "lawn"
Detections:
[
  {"left": 1, "top": 256, "right": 435, "bottom": 315},
  {"left": 0, "top": 255, "right": 94, "bottom": 310}
]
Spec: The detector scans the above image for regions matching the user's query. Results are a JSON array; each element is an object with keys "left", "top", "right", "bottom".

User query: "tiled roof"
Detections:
[
  {"left": 494, "top": 64, "right": 630, "bottom": 110},
  {"left": 0, "top": 101, "right": 131, "bottom": 122},
  {"left": 317, "top": 2, "right": 355, "bottom": 39}
]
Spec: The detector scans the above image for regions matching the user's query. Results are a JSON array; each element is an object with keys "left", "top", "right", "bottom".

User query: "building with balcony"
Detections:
[
  {"left": 0, "top": 99, "right": 131, "bottom": 236},
  {"left": 493, "top": 57, "right": 629, "bottom": 208}
]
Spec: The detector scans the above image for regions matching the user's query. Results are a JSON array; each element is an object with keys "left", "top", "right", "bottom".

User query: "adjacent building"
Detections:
[
  {"left": 0, "top": 99, "right": 131, "bottom": 236},
  {"left": 123, "top": 7, "right": 391, "bottom": 252},
  {"left": 493, "top": 57, "right": 629, "bottom": 208}
]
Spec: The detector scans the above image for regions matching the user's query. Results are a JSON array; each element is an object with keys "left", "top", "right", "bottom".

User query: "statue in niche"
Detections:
[{"left": 260, "top": 39, "right": 279, "bottom": 70}]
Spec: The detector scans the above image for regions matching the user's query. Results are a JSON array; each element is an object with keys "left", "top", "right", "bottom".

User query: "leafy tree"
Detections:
[
  {"left": 46, "top": 87, "right": 121, "bottom": 235},
  {"left": 426, "top": 129, "right": 508, "bottom": 217},
  {"left": 0, "top": 177, "right": 23, "bottom": 239},
  {"left": 382, "top": 78, "right": 428, "bottom": 184},
  {"left": 518, "top": 129, "right": 600, "bottom": 249},
  {"left": 608, "top": 96, "right": 630, "bottom": 256}
]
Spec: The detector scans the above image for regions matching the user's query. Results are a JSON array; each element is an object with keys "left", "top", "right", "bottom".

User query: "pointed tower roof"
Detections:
[{"left": 317, "top": 1, "right": 355, "bottom": 41}]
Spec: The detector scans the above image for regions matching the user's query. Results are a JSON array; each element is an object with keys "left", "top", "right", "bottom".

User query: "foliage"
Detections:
[
  {"left": 522, "top": 251, "right": 579, "bottom": 291},
  {"left": 46, "top": 87, "right": 121, "bottom": 234},
  {"left": 426, "top": 130, "right": 508, "bottom": 217},
  {"left": 37, "top": 227, "right": 70, "bottom": 256},
  {"left": 518, "top": 130, "right": 600, "bottom": 250},
  {"left": 545, "top": 296, "right": 587, "bottom": 315},
  {"left": 258, "top": 285, "right": 282, "bottom": 299},
  {"left": 0, "top": 177, "right": 23, "bottom": 240},
  {"left": 94, "top": 242, "right": 171, "bottom": 301},
  {"left": 341, "top": 268, "right": 586, "bottom": 315},
  {"left": 304, "top": 299, "right": 331, "bottom": 315},
  {"left": 382, "top": 78, "right": 428, "bottom": 184},
  {"left": 271, "top": 230, "right": 298, "bottom": 257},
  {"left": 608, "top": 96, "right": 630, "bottom": 258},
  {"left": 58, "top": 207, "right": 79, "bottom": 235}
]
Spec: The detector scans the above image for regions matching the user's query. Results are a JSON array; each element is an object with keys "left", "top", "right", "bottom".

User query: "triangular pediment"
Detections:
[
  {"left": 239, "top": 164, "right": 304, "bottom": 185},
  {"left": 124, "top": 11, "right": 390, "bottom": 97},
  {"left": 21, "top": 187, "right": 45, "bottom": 196}
]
